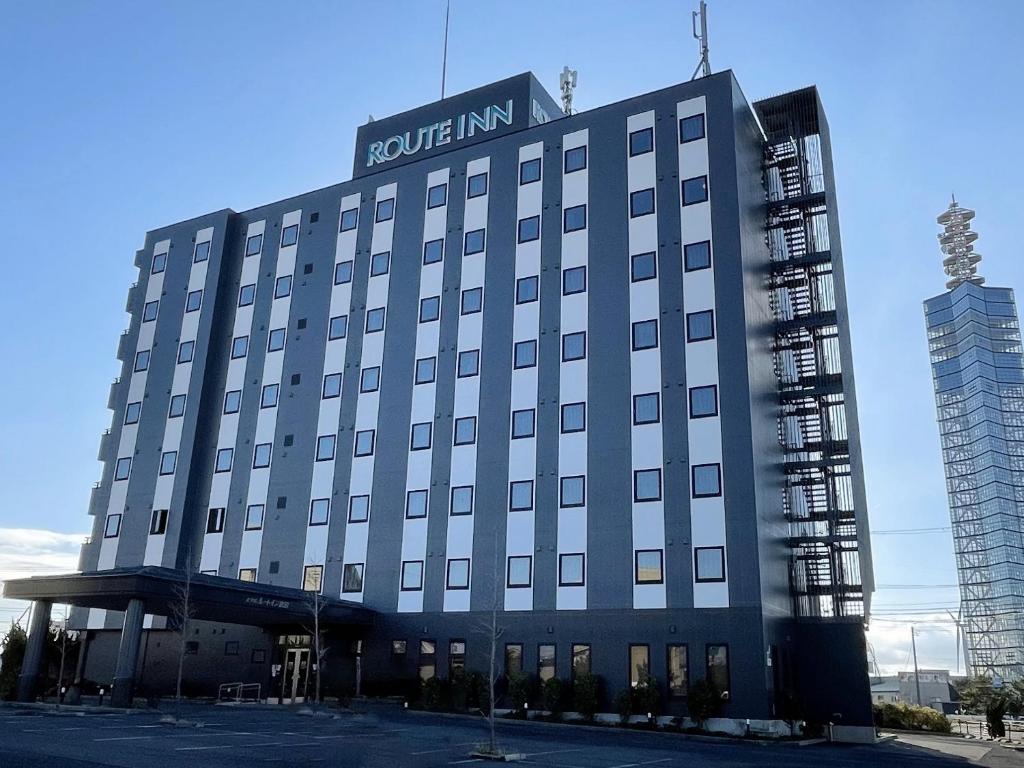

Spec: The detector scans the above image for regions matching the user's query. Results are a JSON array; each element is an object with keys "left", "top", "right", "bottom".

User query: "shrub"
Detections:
[
  {"left": 688, "top": 679, "right": 722, "bottom": 728},
  {"left": 986, "top": 698, "right": 1007, "bottom": 738},
  {"left": 467, "top": 671, "right": 489, "bottom": 713},
  {"left": 0, "top": 623, "right": 27, "bottom": 701},
  {"left": 614, "top": 688, "right": 633, "bottom": 724},
  {"left": 542, "top": 677, "right": 564, "bottom": 719},
  {"left": 632, "top": 672, "right": 661, "bottom": 717},
  {"left": 450, "top": 668, "right": 468, "bottom": 710},
  {"left": 572, "top": 673, "right": 600, "bottom": 721},
  {"left": 421, "top": 676, "right": 445, "bottom": 711},
  {"left": 872, "top": 702, "right": 951, "bottom": 733},
  {"left": 507, "top": 672, "right": 531, "bottom": 715}
]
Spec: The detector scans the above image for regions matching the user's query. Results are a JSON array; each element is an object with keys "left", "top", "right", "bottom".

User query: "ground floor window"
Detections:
[
  {"left": 238, "top": 568, "right": 256, "bottom": 582},
  {"left": 629, "top": 644, "right": 650, "bottom": 687},
  {"left": 668, "top": 644, "right": 688, "bottom": 697},
  {"left": 571, "top": 644, "right": 591, "bottom": 678},
  {"left": 505, "top": 644, "right": 523, "bottom": 677},
  {"left": 538, "top": 644, "right": 556, "bottom": 682},
  {"left": 419, "top": 639, "right": 436, "bottom": 681},
  {"left": 449, "top": 640, "right": 466, "bottom": 676},
  {"left": 706, "top": 644, "right": 730, "bottom": 696}
]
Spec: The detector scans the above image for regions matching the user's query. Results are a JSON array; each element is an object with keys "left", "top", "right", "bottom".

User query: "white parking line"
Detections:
[
  {"left": 177, "top": 741, "right": 286, "bottom": 751},
  {"left": 93, "top": 736, "right": 153, "bottom": 742},
  {"left": 608, "top": 759, "right": 674, "bottom": 768},
  {"left": 412, "top": 741, "right": 480, "bottom": 755}
]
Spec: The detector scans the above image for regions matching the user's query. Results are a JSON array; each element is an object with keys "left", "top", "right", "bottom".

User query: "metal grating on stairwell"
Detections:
[{"left": 756, "top": 88, "right": 866, "bottom": 619}]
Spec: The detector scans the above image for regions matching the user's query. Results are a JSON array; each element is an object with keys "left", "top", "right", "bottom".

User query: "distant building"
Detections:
[{"left": 871, "top": 677, "right": 900, "bottom": 704}]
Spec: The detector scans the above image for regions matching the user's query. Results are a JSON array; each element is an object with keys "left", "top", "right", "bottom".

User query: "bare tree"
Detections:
[
  {"left": 54, "top": 606, "right": 75, "bottom": 710},
  {"left": 302, "top": 585, "right": 329, "bottom": 706},
  {"left": 473, "top": 531, "right": 506, "bottom": 756},
  {"left": 170, "top": 553, "right": 196, "bottom": 709}
]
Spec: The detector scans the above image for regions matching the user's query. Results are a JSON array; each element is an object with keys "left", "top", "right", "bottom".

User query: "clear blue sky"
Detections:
[{"left": 2, "top": 0, "right": 1022, "bottom": 670}]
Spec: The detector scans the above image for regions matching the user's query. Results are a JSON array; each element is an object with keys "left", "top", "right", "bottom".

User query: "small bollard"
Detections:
[{"left": 98, "top": 687, "right": 106, "bottom": 707}]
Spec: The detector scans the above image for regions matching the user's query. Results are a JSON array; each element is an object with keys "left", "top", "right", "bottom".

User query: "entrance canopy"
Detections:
[{"left": 2, "top": 566, "right": 375, "bottom": 628}]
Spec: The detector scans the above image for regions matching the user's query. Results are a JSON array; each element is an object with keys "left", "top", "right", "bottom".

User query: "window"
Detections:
[
  {"left": 464, "top": 228, "right": 485, "bottom": 255},
  {"left": 454, "top": 416, "right": 476, "bottom": 445},
  {"left": 215, "top": 448, "right": 233, "bottom": 473},
  {"left": 281, "top": 224, "right": 299, "bottom": 247},
  {"left": 560, "top": 475, "right": 585, "bottom": 508},
  {"left": 114, "top": 456, "right": 132, "bottom": 481},
  {"left": 303, "top": 565, "right": 323, "bottom": 593},
  {"left": 267, "top": 328, "right": 286, "bottom": 352},
  {"left": 410, "top": 422, "right": 432, "bottom": 450},
  {"left": 507, "top": 556, "right": 532, "bottom": 588},
  {"left": 184, "top": 290, "right": 203, "bottom": 314},
  {"left": 406, "top": 489, "right": 428, "bottom": 519},
  {"left": 365, "top": 307, "right": 385, "bottom": 333},
  {"left": 689, "top": 385, "right": 718, "bottom": 418},
  {"left": 633, "top": 392, "right": 660, "bottom": 425},
  {"left": 419, "top": 296, "right": 440, "bottom": 323},
  {"left": 224, "top": 389, "right": 242, "bottom": 414},
  {"left": 446, "top": 558, "right": 470, "bottom": 590},
  {"left": 562, "top": 331, "right": 586, "bottom": 361},
  {"left": 143, "top": 300, "right": 159, "bottom": 322},
  {"left": 563, "top": 265, "right": 587, "bottom": 295},
  {"left": 564, "top": 145, "right": 587, "bottom": 173},
  {"left": 177, "top": 340, "right": 194, "bottom": 364},
  {"left": 151, "top": 251, "right": 167, "bottom": 274},
  {"left": 559, "top": 553, "right": 585, "bottom": 586},
  {"left": 668, "top": 645, "right": 689, "bottom": 697},
  {"left": 322, "top": 373, "right": 342, "bottom": 399},
  {"left": 134, "top": 350, "right": 150, "bottom": 372},
  {"left": 150, "top": 508, "right": 168, "bottom": 536},
  {"left": 461, "top": 287, "right": 483, "bottom": 315},
  {"left": 509, "top": 480, "right": 533, "bottom": 512},
  {"left": 360, "top": 366, "right": 380, "bottom": 393},
  {"left": 505, "top": 644, "right": 524, "bottom": 676},
  {"left": 457, "top": 349, "right": 480, "bottom": 377},
  {"left": 334, "top": 260, "right": 353, "bottom": 284},
  {"left": 274, "top": 275, "right": 292, "bottom": 299},
  {"left": 104, "top": 513, "right": 121, "bottom": 538},
  {"left": 231, "top": 336, "right": 249, "bottom": 359},
  {"left": 370, "top": 251, "right": 390, "bottom": 277},
  {"left": 252, "top": 443, "right": 272, "bottom": 469},
  {"left": 340, "top": 207, "right": 358, "bottom": 232},
  {"left": 391, "top": 640, "right": 407, "bottom": 657},
  {"left": 245, "top": 233, "right": 263, "bottom": 256},
  {"left": 635, "top": 549, "right": 664, "bottom": 584},
  {"left": 467, "top": 172, "right": 488, "bottom": 198},
  {"left": 632, "top": 319, "right": 659, "bottom": 351},
  {"left": 519, "top": 157, "right": 541, "bottom": 184},
  {"left": 245, "top": 504, "right": 264, "bottom": 530},
  {"left": 634, "top": 469, "right": 662, "bottom": 501},
  {"left": 316, "top": 434, "right": 337, "bottom": 462},
  {"left": 427, "top": 183, "right": 447, "bottom": 209},
  {"left": 629, "top": 127, "right": 654, "bottom": 156},
  {"left": 511, "top": 409, "right": 535, "bottom": 439},
  {"left": 631, "top": 251, "right": 657, "bottom": 282},
  {"left": 261, "top": 383, "right": 279, "bottom": 409},
  {"left": 629, "top": 645, "right": 650, "bottom": 687},
  {"left": 518, "top": 215, "right": 540, "bottom": 243},
  {"left": 563, "top": 204, "right": 587, "bottom": 232},
  {"left": 238, "top": 569, "right": 256, "bottom": 583},
  {"left": 169, "top": 393, "right": 187, "bottom": 418},
  {"left": 342, "top": 563, "right": 364, "bottom": 593},
  {"left": 516, "top": 276, "right": 538, "bottom": 304},
  {"left": 401, "top": 561, "right": 424, "bottom": 591},
  {"left": 572, "top": 644, "right": 592, "bottom": 678},
  {"left": 349, "top": 495, "right": 370, "bottom": 523},
  {"left": 561, "top": 402, "right": 586, "bottom": 433},
  {"left": 375, "top": 198, "right": 394, "bottom": 223},
  {"left": 695, "top": 546, "right": 726, "bottom": 582},
  {"left": 159, "top": 451, "right": 177, "bottom": 475},
  {"left": 415, "top": 357, "right": 436, "bottom": 384},
  {"left": 419, "top": 639, "right": 437, "bottom": 681},
  {"left": 680, "top": 113, "right": 706, "bottom": 143},
  {"left": 630, "top": 188, "right": 656, "bottom": 217},
  {"left": 206, "top": 507, "right": 225, "bottom": 534},
  {"left": 309, "top": 498, "right": 330, "bottom": 526},
  {"left": 682, "top": 175, "right": 709, "bottom": 205},
  {"left": 354, "top": 429, "right": 375, "bottom": 456},
  {"left": 686, "top": 309, "right": 714, "bottom": 341},
  {"left": 124, "top": 401, "right": 141, "bottom": 425},
  {"left": 193, "top": 241, "right": 211, "bottom": 263},
  {"left": 419, "top": 239, "right": 444, "bottom": 268},
  {"left": 538, "top": 644, "right": 556, "bottom": 682},
  {"left": 684, "top": 240, "right": 712, "bottom": 271},
  {"left": 706, "top": 644, "right": 729, "bottom": 695},
  {"left": 238, "top": 283, "right": 256, "bottom": 307},
  {"left": 514, "top": 340, "right": 537, "bottom": 369},
  {"left": 451, "top": 485, "right": 474, "bottom": 516}
]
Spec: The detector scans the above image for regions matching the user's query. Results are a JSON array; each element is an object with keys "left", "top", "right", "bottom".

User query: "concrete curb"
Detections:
[{"left": 0, "top": 701, "right": 138, "bottom": 716}]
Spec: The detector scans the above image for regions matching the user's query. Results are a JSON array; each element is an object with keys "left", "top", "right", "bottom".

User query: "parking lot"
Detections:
[{"left": 0, "top": 703, "right": 1013, "bottom": 768}]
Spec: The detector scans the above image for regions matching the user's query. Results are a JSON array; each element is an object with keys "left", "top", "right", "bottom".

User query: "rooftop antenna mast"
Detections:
[
  {"left": 560, "top": 66, "right": 578, "bottom": 115},
  {"left": 690, "top": 0, "right": 711, "bottom": 80},
  {"left": 441, "top": 0, "right": 451, "bottom": 99}
]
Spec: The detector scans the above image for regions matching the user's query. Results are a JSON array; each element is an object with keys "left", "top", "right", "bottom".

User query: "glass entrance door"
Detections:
[{"left": 280, "top": 647, "right": 311, "bottom": 704}]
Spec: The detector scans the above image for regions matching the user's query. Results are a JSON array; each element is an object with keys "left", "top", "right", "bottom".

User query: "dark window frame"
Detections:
[
  {"left": 558, "top": 553, "right": 586, "bottom": 587},
  {"left": 682, "top": 175, "right": 709, "bottom": 206},
  {"left": 401, "top": 560, "right": 425, "bottom": 591},
  {"left": 679, "top": 113, "right": 706, "bottom": 143},
  {"left": 509, "top": 480, "right": 534, "bottom": 512},
  {"left": 446, "top": 558, "right": 471, "bottom": 590},
  {"left": 559, "top": 475, "right": 586, "bottom": 508},
  {"left": 426, "top": 183, "right": 448, "bottom": 209},
  {"left": 686, "top": 309, "right": 715, "bottom": 342},
  {"left": 511, "top": 408, "right": 536, "bottom": 440},
  {"left": 513, "top": 339, "right": 537, "bottom": 369},
  {"left": 633, "top": 468, "right": 663, "bottom": 502},
  {"left": 467, "top": 172, "right": 488, "bottom": 199},
  {"left": 560, "top": 401, "right": 586, "bottom": 433},
  {"left": 562, "top": 331, "right": 587, "bottom": 362},
  {"left": 464, "top": 228, "right": 486, "bottom": 255},
  {"left": 519, "top": 157, "right": 541, "bottom": 185},
  {"left": 410, "top": 421, "right": 433, "bottom": 451},
  {"left": 405, "top": 489, "right": 428, "bottom": 519},
  {"left": 684, "top": 240, "right": 712, "bottom": 272},
  {"left": 450, "top": 485, "right": 474, "bottom": 516},
  {"left": 695, "top": 546, "right": 727, "bottom": 583},
  {"left": 280, "top": 224, "right": 299, "bottom": 247},
  {"left": 375, "top": 198, "right": 395, "bottom": 223},
  {"left": 564, "top": 145, "right": 587, "bottom": 173},
  {"left": 339, "top": 207, "right": 358, "bottom": 232},
  {"left": 629, "top": 127, "right": 654, "bottom": 157},
  {"left": 689, "top": 384, "right": 719, "bottom": 418},
  {"left": 415, "top": 356, "right": 437, "bottom": 384},
  {"left": 457, "top": 349, "right": 480, "bottom": 378},
  {"left": 453, "top": 416, "right": 477, "bottom": 446},
  {"left": 691, "top": 462, "right": 722, "bottom": 498},
  {"left": 562, "top": 265, "right": 587, "bottom": 295},
  {"left": 631, "top": 319, "right": 659, "bottom": 351},
  {"left": 506, "top": 555, "right": 533, "bottom": 588},
  {"left": 348, "top": 494, "right": 370, "bottom": 523},
  {"left": 634, "top": 549, "right": 665, "bottom": 585},
  {"left": 563, "top": 204, "right": 587, "bottom": 233},
  {"left": 353, "top": 429, "right": 375, "bottom": 457},
  {"left": 630, "top": 188, "right": 656, "bottom": 218},
  {"left": 631, "top": 251, "right": 657, "bottom": 282}
]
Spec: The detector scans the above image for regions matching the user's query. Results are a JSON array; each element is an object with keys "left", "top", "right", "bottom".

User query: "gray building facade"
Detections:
[{"left": 16, "top": 71, "right": 872, "bottom": 728}]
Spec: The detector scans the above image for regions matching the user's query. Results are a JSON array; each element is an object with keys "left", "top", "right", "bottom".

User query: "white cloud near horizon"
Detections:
[{"left": 0, "top": 527, "right": 86, "bottom": 624}]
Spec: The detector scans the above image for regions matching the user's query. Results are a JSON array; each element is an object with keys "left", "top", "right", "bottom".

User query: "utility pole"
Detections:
[{"left": 910, "top": 626, "right": 922, "bottom": 706}]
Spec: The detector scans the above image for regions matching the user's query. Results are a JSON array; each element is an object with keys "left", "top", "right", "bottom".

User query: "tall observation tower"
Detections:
[{"left": 924, "top": 199, "right": 1024, "bottom": 681}]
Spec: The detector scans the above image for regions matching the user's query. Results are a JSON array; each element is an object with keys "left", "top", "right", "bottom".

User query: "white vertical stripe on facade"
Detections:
[
  {"left": 199, "top": 220, "right": 266, "bottom": 575},
  {"left": 300, "top": 194, "right": 361, "bottom": 585},
  {"left": 398, "top": 170, "right": 448, "bottom": 613},
  {"left": 503, "top": 144, "right": 543, "bottom": 612},
  {"left": 678, "top": 96, "right": 728, "bottom": 608},
  {"left": 340, "top": 183, "right": 397, "bottom": 602},
  {"left": 443, "top": 157, "right": 490, "bottom": 613},
  {"left": 238, "top": 209, "right": 303, "bottom": 578},
  {"left": 627, "top": 111, "right": 667, "bottom": 610},
  {"left": 557, "top": 130, "right": 589, "bottom": 610},
  {"left": 88, "top": 239, "right": 171, "bottom": 629}
]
